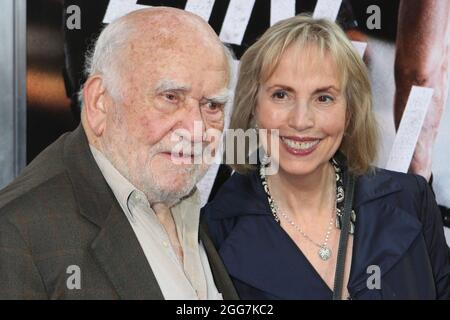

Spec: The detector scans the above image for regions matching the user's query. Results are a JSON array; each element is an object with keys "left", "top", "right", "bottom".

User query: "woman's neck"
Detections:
[{"left": 266, "top": 161, "right": 335, "bottom": 221}]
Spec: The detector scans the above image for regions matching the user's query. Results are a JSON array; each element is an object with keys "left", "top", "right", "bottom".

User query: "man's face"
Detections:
[{"left": 101, "top": 39, "right": 229, "bottom": 205}]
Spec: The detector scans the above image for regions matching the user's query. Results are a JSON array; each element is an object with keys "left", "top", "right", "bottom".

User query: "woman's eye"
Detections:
[
  {"left": 317, "top": 95, "right": 334, "bottom": 103},
  {"left": 272, "top": 91, "right": 288, "bottom": 100}
]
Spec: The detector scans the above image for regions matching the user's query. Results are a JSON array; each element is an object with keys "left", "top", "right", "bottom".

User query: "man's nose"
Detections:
[{"left": 179, "top": 97, "right": 206, "bottom": 143}]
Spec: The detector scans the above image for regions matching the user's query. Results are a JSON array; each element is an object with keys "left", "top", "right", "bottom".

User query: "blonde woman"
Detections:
[{"left": 203, "top": 14, "right": 450, "bottom": 299}]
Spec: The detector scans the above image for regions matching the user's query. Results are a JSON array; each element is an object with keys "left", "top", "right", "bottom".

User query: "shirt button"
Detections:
[{"left": 162, "top": 241, "right": 169, "bottom": 248}]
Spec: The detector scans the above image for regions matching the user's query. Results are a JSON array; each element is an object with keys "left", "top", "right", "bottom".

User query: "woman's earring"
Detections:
[
  {"left": 261, "top": 153, "right": 271, "bottom": 166},
  {"left": 255, "top": 124, "right": 270, "bottom": 166},
  {"left": 260, "top": 137, "right": 271, "bottom": 166}
]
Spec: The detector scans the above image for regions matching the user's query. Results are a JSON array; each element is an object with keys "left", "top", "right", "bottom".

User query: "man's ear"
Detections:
[{"left": 83, "top": 75, "right": 109, "bottom": 137}]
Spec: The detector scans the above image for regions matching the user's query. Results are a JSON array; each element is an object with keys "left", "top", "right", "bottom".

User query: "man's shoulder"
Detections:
[
  {"left": 0, "top": 129, "right": 97, "bottom": 259},
  {"left": 0, "top": 176, "right": 80, "bottom": 237},
  {"left": 0, "top": 131, "right": 75, "bottom": 218}
]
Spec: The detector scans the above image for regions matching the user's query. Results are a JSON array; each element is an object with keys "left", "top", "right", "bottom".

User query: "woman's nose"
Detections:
[{"left": 288, "top": 100, "right": 315, "bottom": 131}]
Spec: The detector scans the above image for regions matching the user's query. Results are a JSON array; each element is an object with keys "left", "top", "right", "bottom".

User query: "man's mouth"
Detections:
[
  {"left": 161, "top": 151, "right": 193, "bottom": 157},
  {"left": 159, "top": 151, "right": 202, "bottom": 163}
]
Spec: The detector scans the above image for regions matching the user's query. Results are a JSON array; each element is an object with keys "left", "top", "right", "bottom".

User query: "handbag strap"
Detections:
[{"left": 332, "top": 171, "right": 356, "bottom": 300}]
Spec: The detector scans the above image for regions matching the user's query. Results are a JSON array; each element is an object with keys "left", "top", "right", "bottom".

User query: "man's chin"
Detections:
[
  {"left": 146, "top": 183, "right": 196, "bottom": 206},
  {"left": 141, "top": 164, "right": 208, "bottom": 202},
  {"left": 164, "top": 177, "right": 198, "bottom": 194},
  {"left": 146, "top": 174, "right": 197, "bottom": 199}
]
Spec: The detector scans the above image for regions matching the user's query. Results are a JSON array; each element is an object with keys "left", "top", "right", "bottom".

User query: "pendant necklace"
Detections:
[{"left": 259, "top": 163, "right": 338, "bottom": 261}]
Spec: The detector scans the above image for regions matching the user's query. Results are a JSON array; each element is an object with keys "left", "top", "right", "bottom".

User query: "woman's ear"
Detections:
[{"left": 83, "top": 75, "right": 108, "bottom": 137}]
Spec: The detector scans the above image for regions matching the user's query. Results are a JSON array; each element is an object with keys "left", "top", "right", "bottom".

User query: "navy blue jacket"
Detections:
[{"left": 203, "top": 168, "right": 450, "bottom": 299}]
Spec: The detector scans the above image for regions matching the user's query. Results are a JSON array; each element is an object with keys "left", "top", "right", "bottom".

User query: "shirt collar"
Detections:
[{"left": 89, "top": 145, "right": 143, "bottom": 221}]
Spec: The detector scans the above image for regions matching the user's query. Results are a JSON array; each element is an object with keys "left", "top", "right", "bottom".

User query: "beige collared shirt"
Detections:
[{"left": 90, "top": 146, "right": 222, "bottom": 300}]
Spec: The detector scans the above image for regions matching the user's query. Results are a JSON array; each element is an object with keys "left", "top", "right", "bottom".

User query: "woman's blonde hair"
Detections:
[{"left": 230, "top": 14, "right": 378, "bottom": 176}]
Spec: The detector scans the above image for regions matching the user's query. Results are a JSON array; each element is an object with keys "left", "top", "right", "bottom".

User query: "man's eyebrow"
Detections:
[
  {"left": 155, "top": 79, "right": 191, "bottom": 93},
  {"left": 204, "top": 89, "right": 232, "bottom": 104},
  {"left": 155, "top": 80, "right": 231, "bottom": 103}
]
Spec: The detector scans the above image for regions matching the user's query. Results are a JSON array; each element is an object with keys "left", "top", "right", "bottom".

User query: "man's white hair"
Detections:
[
  {"left": 78, "top": 17, "right": 136, "bottom": 105},
  {"left": 78, "top": 11, "right": 235, "bottom": 108}
]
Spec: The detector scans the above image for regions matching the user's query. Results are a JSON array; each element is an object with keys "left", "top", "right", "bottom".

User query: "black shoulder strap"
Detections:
[{"left": 332, "top": 172, "right": 356, "bottom": 300}]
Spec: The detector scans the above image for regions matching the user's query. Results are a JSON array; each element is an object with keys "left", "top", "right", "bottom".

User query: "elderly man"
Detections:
[{"left": 0, "top": 7, "right": 237, "bottom": 299}]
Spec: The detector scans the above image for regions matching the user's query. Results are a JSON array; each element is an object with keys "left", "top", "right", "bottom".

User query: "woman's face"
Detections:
[{"left": 255, "top": 45, "right": 347, "bottom": 177}]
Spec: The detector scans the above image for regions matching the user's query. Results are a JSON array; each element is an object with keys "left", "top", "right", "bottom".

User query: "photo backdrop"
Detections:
[{"left": 26, "top": 0, "right": 450, "bottom": 242}]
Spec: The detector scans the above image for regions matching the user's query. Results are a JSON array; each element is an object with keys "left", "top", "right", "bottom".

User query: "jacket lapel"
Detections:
[
  {"left": 63, "top": 125, "right": 163, "bottom": 299},
  {"left": 90, "top": 200, "right": 164, "bottom": 299}
]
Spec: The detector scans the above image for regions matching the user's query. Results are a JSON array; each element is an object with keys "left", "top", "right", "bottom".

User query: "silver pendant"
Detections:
[{"left": 318, "top": 246, "right": 332, "bottom": 261}]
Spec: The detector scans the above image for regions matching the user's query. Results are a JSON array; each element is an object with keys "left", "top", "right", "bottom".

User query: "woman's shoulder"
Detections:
[
  {"left": 203, "top": 169, "right": 268, "bottom": 217},
  {"left": 357, "top": 167, "right": 429, "bottom": 198},
  {"left": 355, "top": 167, "right": 433, "bottom": 219},
  {"left": 202, "top": 169, "right": 271, "bottom": 247}
]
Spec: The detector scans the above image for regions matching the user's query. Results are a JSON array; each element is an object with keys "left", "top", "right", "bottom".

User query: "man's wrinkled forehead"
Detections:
[
  {"left": 115, "top": 9, "right": 229, "bottom": 92},
  {"left": 122, "top": 31, "right": 224, "bottom": 81},
  {"left": 128, "top": 33, "right": 227, "bottom": 80},
  {"left": 123, "top": 9, "right": 221, "bottom": 54}
]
